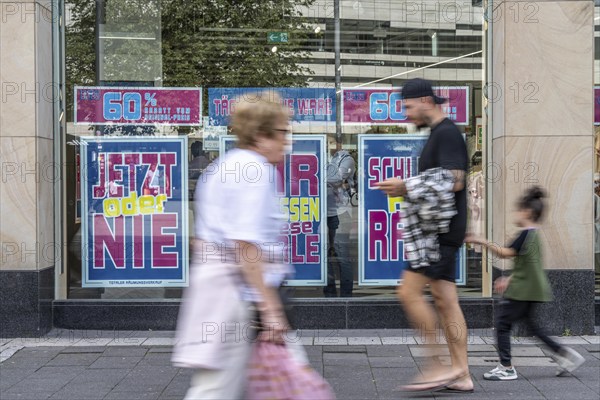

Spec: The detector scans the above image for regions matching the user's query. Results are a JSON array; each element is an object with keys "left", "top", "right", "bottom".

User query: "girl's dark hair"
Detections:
[{"left": 518, "top": 186, "right": 546, "bottom": 222}]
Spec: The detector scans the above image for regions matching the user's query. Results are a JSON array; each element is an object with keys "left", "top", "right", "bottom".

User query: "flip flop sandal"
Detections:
[
  {"left": 395, "top": 376, "right": 460, "bottom": 393},
  {"left": 437, "top": 386, "right": 475, "bottom": 394}
]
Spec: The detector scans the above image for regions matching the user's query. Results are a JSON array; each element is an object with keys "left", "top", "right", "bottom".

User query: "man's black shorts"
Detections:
[{"left": 413, "top": 245, "right": 459, "bottom": 282}]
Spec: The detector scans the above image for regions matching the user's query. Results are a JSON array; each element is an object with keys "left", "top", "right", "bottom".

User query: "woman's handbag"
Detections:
[{"left": 246, "top": 341, "right": 336, "bottom": 400}]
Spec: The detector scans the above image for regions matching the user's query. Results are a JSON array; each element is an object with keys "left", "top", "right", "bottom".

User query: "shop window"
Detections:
[{"left": 62, "top": 0, "right": 485, "bottom": 300}]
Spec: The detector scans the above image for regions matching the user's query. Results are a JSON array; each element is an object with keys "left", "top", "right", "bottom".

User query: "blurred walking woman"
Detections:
[{"left": 172, "top": 93, "right": 291, "bottom": 399}]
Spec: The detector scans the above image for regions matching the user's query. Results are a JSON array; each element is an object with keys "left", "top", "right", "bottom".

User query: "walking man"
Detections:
[{"left": 376, "top": 78, "right": 473, "bottom": 392}]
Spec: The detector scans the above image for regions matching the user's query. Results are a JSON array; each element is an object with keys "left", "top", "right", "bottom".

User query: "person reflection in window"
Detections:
[
  {"left": 324, "top": 135, "right": 356, "bottom": 297},
  {"left": 189, "top": 141, "right": 210, "bottom": 180}
]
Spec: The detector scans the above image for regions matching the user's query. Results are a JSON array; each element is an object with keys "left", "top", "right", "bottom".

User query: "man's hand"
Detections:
[{"left": 374, "top": 178, "right": 407, "bottom": 197}]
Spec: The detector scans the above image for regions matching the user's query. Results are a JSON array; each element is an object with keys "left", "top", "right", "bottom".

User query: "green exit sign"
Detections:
[{"left": 268, "top": 32, "right": 289, "bottom": 43}]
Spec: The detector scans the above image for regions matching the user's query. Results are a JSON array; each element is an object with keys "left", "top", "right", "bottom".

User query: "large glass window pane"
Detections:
[{"left": 63, "top": 0, "right": 485, "bottom": 300}]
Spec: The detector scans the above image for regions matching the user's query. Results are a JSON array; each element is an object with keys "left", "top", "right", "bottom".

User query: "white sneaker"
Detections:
[
  {"left": 483, "top": 364, "right": 518, "bottom": 381},
  {"left": 553, "top": 347, "right": 585, "bottom": 376}
]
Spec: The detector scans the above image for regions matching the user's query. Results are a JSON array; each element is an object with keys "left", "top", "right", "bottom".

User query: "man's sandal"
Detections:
[{"left": 395, "top": 375, "right": 465, "bottom": 393}]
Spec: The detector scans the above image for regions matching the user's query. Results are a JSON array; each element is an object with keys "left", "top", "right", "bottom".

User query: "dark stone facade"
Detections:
[{"left": 0, "top": 267, "right": 54, "bottom": 338}]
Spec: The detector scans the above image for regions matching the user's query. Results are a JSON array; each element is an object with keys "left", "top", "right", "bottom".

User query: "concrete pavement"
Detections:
[{"left": 1, "top": 329, "right": 598, "bottom": 400}]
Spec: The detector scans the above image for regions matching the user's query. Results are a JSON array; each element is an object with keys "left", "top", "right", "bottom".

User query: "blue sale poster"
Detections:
[
  {"left": 80, "top": 137, "right": 189, "bottom": 287},
  {"left": 358, "top": 135, "right": 465, "bottom": 286},
  {"left": 208, "top": 88, "right": 336, "bottom": 126},
  {"left": 219, "top": 135, "right": 327, "bottom": 286}
]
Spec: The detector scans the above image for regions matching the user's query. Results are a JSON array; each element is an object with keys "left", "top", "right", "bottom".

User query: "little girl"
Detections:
[{"left": 466, "top": 186, "right": 584, "bottom": 380}]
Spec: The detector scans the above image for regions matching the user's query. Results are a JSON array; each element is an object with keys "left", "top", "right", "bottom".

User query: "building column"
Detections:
[
  {"left": 489, "top": 0, "right": 595, "bottom": 334},
  {"left": 0, "top": 0, "right": 55, "bottom": 337}
]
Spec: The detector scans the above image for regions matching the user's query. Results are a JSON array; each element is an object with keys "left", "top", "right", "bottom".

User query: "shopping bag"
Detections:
[{"left": 246, "top": 341, "right": 336, "bottom": 400}]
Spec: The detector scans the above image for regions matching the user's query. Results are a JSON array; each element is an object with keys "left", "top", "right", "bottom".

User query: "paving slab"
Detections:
[
  {"left": 129, "top": 331, "right": 176, "bottom": 338},
  {"left": 137, "top": 353, "right": 174, "bottom": 367},
  {"left": 3, "top": 377, "right": 71, "bottom": 394},
  {"left": 582, "top": 343, "right": 600, "bottom": 352},
  {"left": 348, "top": 336, "right": 382, "bottom": 345},
  {"left": 88, "top": 356, "right": 143, "bottom": 369},
  {"left": 549, "top": 336, "right": 589, "bottom": 345},
  {"left": 323, "top": 352, "right": 370, "bottom": 366},
  {"left": 467, "top": 344, "right": 497, "bottom": 352},
  {"left": 323, "top": 364, "right": 373, "bottom": 378},
  {"left": 126, "top": 365, "right": 180, "bottom": 378},
  {"left": 303, "top": 345, "right": 322, "bottom": 357},
  {"left": 105, "top": 338, "right": 147, "bottom": 346},
  {"left": 527, "top": 376, "right": 600, "bottom": 400},
  {"left": 414, "top": 336, "right": 450, "bottom": 345},
  {"left": 9, "top": 338, "right": 82, "bottom": 347},
  {"left": 463, "top": 356, "right": 556, "bottom": 367},
  {"left": 511, "top": 346, "right": 546, "bottom": 357},
  {"left": 371, "top": 367, "right": 420, "bottom": 381},
  {"left": 7, "top": 347, "right": 65, "bottom": 357},
  {"left": 381, "top": 336, "right": 417, "bottom": 345},
  {"left": 0, "top": 346, "right": 25, "bottom": 363},
  {"left": 102, "top": 346, "right": 148, "bottom": 357},
  {"left": 71, "top": 338, "right": 115, "bottom": 347},
  {"left": 28, "top": 365, "right": 86, "bottom": 380},
  {"left": 46, "top": 353, "right": 101, "bottom": 367},
  {"left": 0, "top": 355, "right": 54, "bottom": 369},
  {"left": 483, "top": 336, "right": 541, "bottom": 345},
  {"left": 326, "top": 378, "right": 378, "bottom": 400},
  {"left": 466, "top": 335, "right": 487, "bottom": 344},
  {"left": 48, "top": 389, "right": 108, "bottom": 400},
  {"left": 146, "top": 346, "right": 173, "bottom": 354},
  {"left": 314, "top": 337, "right": 348, "bottom": 346},
  {"left": 366, "top": 345, "right": 411, "bottom": 357},
  {"left": 581, "top": 336, "right": 600, "bottom": 345},
  {"left": 56, "top": 379, "right": 118, "bottom": 392},
  {"left": 0, "top": 392, "right": 53, "bottom": 400},
  {"left": 141, "top": 338, "right": 176, "bottom": 346},
  {"left": 73, "top": 368, "right": 130, "bottom": 385},
  {"left": 409, "top": 345, "right": 453, "bottom": 357},
  {"left": 60, "top": 346, "right": 106, "bottom": 354},
  {"left": 103, "top": 391, "right": 162, "bottom": 400},
  {"left": 369, "top": 356, "right": 417, "bottom": 368},
  {"left": 323, "top": 345, "right": 365, "bottom": 353},
  {"left": 295, "top": 336, "right": 313, "bottom": 346}
]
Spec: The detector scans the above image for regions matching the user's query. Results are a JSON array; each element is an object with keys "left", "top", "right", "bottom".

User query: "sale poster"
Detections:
[
  {"left": 74, "top": 86, "right": 202, "bottom": 126},
  {"left": 342, "top": 87, "right": 469, "bottom": 125},
  {"left": 208, "top": 88, "right": 336, "bottom": 126},
  {"left": 80, "top": 137, "right": 189, "bottom": 287},
  {"left": 358, "top": 135, "right": 465, "bottom": 286},
  {"left": 595, "top": 87, "right": 600, "bottom": 125},
  {"left": 219, "top": 135, "right": 327, "bottom": 286},
  {"left": 75, "top": 150, "right": 81, "bottom": 224}
]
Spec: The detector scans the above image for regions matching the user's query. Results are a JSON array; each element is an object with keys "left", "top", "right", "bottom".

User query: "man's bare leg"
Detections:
[
  {"left": 397, "top": 271, "right": 456, "bottom": 388},
  {"left": 430, "top": 279, "right": 473, "bottom": 390}
]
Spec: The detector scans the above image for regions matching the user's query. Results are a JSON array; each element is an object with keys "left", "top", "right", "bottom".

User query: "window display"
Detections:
[{"left": 63, "top": 0, "right": 485, "bottom": 299}]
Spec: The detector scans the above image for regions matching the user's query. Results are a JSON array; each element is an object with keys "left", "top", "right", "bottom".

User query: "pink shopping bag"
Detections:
[{"left": 246, "top": 341, "right": 336, "bottom": 400}]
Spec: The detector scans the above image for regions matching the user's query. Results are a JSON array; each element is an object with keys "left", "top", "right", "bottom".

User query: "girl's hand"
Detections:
[
  {"left": 494, "top": 277, "right": 511, "bottom": 294},
  {"left": 464, "top": 234, "right": 485, "bottom": 245}
]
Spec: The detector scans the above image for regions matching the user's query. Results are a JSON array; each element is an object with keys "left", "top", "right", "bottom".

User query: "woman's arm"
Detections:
[{"left": 236, "top": 241, "right": 288, "bottom": 341}]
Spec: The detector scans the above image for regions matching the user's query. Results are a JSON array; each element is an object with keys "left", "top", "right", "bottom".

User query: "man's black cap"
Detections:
[{"left": 401, "top": 78, "right": 447, "bottom": 104}]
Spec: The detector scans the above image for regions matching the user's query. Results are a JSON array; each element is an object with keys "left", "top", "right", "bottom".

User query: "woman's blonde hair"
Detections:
[{"left": 229, "top": 91, "right": 289, "bottom": 149}]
